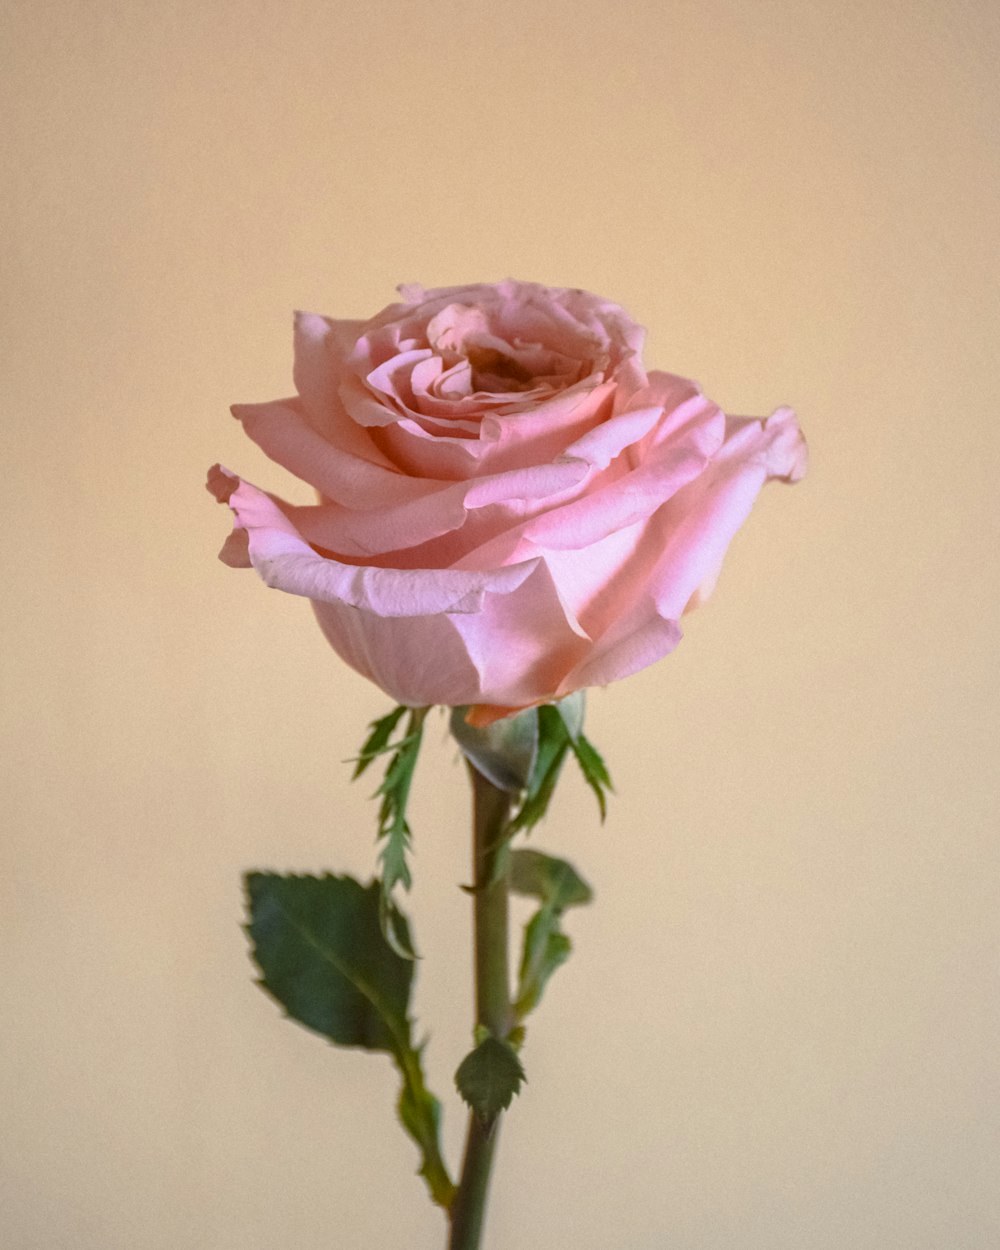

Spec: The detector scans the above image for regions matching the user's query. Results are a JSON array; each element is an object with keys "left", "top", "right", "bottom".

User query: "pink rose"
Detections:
[{"left": 208, "top": 280, "right": 806, "bottom": 718}]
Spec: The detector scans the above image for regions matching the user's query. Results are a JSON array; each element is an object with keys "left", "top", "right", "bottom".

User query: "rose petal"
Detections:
[
  {"left": 216, "top": 473, "right": 543, "bottom": 617},
  {"left": 293, "top": 311, "right": 366, "bottom": 435},
  {"left": 557, "top": 612, "right": 683, "bottom": 694},
  {"left": 522, "top": 398, "right": 725, "bottom": 552},
  {"left": 311, "top": 558, "right": 591, "bottom": 708},
  {"left": 232, "top": 398, "right": 424, "bottom": 506},
  {"left": 605, "top": 406, "right": 808, "bottom": 623},
  {"left": 311, "top": 600, "right": 485, "bottom": 707}
]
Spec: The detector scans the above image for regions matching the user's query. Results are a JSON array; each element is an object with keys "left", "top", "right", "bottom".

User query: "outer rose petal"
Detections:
[
  {"left": 541, "top": 405, "right": 806, "bottom": 663},
  {"left": 211, "top": 470, "right": 542, "bottom": 617},
  {"left": 311, "top": 560, "right": 592, "bottom": 708},
  {"left": 231, "top": 396, "right": 594, "bottom": 557}
]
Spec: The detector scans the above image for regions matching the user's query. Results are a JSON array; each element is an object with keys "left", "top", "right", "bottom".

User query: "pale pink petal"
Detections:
[
  {"left": 362, "top": 349, "right": 436, "bottom": 420},
  {"left": 556, "top": 613, "right": 683, "bottom": 695},
  {"left": 448, "top": 560, "right": 592, "bottom": 705},
  {"left": 288, "top": 455, "right": 593, "bottom": 560},
  {"left": 292, "top": 312, "right": 366, "bottom": 436},
  {"left": 611, "top": 406, "right": 807, "bottom": 623},
  {"left": 522, "top": 399, "right": 725, "bottom": 551},
  {"left": 215, "top": 472, "right": 542, "bottom": 617},
  {"left": 311, "top": 559, "right": 591, "bottom": 708},
  {"left": 311, "top": 601, "right": 485, "bottom": 707},
  {"left": 231, "top": 398, "right": 424, "bottom": 506},
  {"left": 282, "top": 493, "right": 470, "bottom": 559},
  {"left": 369, "top": 377, "right": 615, "bottom": 480}
]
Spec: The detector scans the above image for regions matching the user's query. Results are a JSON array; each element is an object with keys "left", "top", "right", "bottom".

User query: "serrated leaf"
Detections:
[
  {"left": 246, "top": 872, "right": 413, "bottom": 1053},
  {"left": 510, "top": 848, "right": 594, "bottom": 910},
  {"left": 244, "top": 872, "right": 454, "bottom": 1207},
  {"left": 455, "top": 1036, "right": 526, "bottom": 1125}
]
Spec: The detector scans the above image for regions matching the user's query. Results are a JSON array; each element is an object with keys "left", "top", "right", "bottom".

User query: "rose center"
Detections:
[{"left": 464, "top": 344, "right": 535, "bottom": 392}]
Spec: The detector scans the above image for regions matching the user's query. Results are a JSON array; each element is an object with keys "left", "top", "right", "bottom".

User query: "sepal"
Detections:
[{"left": 449, "top": 703, "right": 540, "bottom": 793}]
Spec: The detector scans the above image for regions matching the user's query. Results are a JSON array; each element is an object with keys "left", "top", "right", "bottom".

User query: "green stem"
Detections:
[{"left": 447, "top": 765, "right": 513, "bottom": 1250}]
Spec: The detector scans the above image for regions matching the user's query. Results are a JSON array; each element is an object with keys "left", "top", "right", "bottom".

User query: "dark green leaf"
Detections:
[
  {"left": 572, "top": 731, "right": 612, "bottom": 788},
  {"left": 454, "top": 1036, "right": 526, "bottom": 1125},
  {"left": 245, "top": 872, "right": 413, "bottom": 1054},
  {"left": 245, "top": 872, "right": 455, "bottom": 1207},
  {"left": 510, "top": 848, "right": 594, "bottom": 910}
]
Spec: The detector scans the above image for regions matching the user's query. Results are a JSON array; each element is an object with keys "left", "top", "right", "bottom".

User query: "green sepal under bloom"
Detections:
[
  {"left": 352, "top": 705, "right": 429, "bottom": 960},
  {"left": 508, "top": 695, "right": 612, "bottom": 836},
  {"left": 454, "top": 1035, "right": 526, "bottom": 1127},
  {"left": 244, "top": 872, "right": 455, "bottom": 1208},
  {"left": 448, "top": 703, "right": 540, "bottom": 794},
  {"left": 449, "top": 692, "right": 613, "bottom": 845}
]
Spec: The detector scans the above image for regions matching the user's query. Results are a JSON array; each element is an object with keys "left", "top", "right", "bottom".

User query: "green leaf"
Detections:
[
  {"left": 455, "top": 1036, "right": 526, "bottom": 1125},
  {"left": 245, "top": 872, "right": 455, "bottom": 1207},
  {"left": 246, "top": 872, "right": 413, "bottom": 1053},
  {"left": 464, "top": 692, "right": 610, "bottom": 840},
  {"left": 397, "top": 1048, "right": 457, "bottom": 1209},
  {"left": 510, "top": 848, "right": 594, "bottom": 910},
  {"left": 508, "top": 849, "right": 594, "bottom": 1021},
  {"left": 515, "top": 909, "right": 572, "bottom": 1018}
]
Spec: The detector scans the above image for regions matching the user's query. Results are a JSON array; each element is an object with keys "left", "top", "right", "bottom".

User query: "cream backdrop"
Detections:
[{"left": 4, "top": 1, "right": 998, "bottom": 1247}]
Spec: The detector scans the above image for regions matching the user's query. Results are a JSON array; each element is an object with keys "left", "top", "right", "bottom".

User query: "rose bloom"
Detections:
[{"left": 208, "top": 280, "right": 806, "bottom": 721}]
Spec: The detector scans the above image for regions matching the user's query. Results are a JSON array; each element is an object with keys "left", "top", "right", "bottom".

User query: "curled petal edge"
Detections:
[{"left": 207, "top": 466, "right": 542, "bottom": 617}]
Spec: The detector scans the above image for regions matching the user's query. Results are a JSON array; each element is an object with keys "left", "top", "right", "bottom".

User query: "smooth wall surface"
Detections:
[{"left": 3, "top": 1, "right": 998, "bottom": 1247}]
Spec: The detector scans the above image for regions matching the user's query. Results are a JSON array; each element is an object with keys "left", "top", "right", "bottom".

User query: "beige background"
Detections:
[{"left": 3, "top": 1, "right": 998, "bottom": 1247}]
